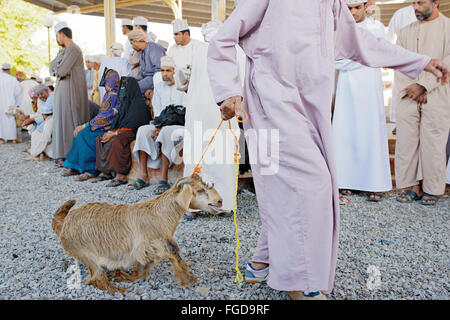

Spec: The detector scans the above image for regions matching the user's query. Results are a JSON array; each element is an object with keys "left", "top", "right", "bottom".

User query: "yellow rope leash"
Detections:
[
  {"left": 228, "top": 120, "right": 244, "bottom": 283},
  {"left": 191, "top": 109, "right": 248, "bottom": 283}
]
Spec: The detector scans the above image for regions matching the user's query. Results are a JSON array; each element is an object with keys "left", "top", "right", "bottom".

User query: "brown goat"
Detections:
[{"left": 52, "top": 173, "right": 223, "bottom": 295}]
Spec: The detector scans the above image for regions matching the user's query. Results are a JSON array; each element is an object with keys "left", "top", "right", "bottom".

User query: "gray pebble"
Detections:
[{"left": 0, "top": 139, "right": 448, "bottom": 300}]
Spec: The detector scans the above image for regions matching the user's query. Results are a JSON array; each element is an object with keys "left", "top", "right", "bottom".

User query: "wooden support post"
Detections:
[
  {"left": 178, "top": 0, "right": 183, "bottom": 18},
  {"left": 212, "top": 0, "right": 226, "bottom": 21},
  {"left": 164, "top": 0, "right": 182, "bottom": 19},
  {"left": 104, "top": 0, "right": 116, "bottom": 56},
  {"left": 47, "top": 27, "right": 51, "bottom": 66}
]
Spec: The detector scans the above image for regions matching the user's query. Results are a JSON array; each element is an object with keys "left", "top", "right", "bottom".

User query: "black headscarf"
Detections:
[{"left": 111, "top": 77, "right": 151, "bottom": 133}]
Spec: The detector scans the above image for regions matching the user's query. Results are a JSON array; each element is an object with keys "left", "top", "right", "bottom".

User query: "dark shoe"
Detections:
[
  {"left": 74, "top": 173, "right": 95, "bottom": 182},
  {"left": 106, "top": 179, "right": 128, "bottom": 187},
  {"left": 421, "top": 193, "right": 438, "bottom": 206},
  {"left": 55, "top": 159, "right": 65, "bottom": 168},
  {"left": 154, "top": 180, "right": 171, "bottom": 195},
  {"left": 91, "top": 174, "right": 112, "bottom": 183},
  {"left": 128, "top": 178, "right": 150, "bottom": 190},
  {"left": 218, "top": 210, "right": 234, "bottom": 218},
  {"left": 339, "top": 196, "right": 350, "bottom": 205},
  {"left": 340, "top": 189, "right": 353, "bottom": 196},
  {"left": 61, "top": 169, "right": 79, "bottom": 177},
  {"left": 396, "top": 189, "right": 422, "bottom": 203},
  {"left": 367, "top": 192, "right": 383, "bottom": 202}
]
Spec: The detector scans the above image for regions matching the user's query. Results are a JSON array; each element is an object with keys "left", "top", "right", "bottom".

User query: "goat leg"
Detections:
[
  {"left": 166, "top": 239, "right": 198, "bottom": 287},
  {"left": 85, "top": 268, "right": 129, "bottom": 296},
  {"left": 124, "top": 260, "right": 157, "bottom": 282},
  {"left": 107, "top": 283, "right": 129, "bottom": 296},
  {"left": 111, "top": 269, "right": 134, "bottom": 283},
  {"left": 87, "top": 276, "right": 129, "bottom": 296}
]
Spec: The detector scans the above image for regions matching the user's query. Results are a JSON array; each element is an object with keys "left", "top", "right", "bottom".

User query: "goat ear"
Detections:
[{"left": 176, "top": 184, "right": 194, "bottom": 210}]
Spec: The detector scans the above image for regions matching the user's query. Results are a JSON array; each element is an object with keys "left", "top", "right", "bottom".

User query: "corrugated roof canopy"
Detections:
[
  {"left": 22, "top": 0, "right": 450, "bottom": 27},
  {"left": 23, "top": 0, "right": 236, "bottom": 27}
]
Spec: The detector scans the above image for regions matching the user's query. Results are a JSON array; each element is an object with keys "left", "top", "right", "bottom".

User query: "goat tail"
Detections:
[{"left": 52, "top": 200, "right": 76, "bottom": 236}]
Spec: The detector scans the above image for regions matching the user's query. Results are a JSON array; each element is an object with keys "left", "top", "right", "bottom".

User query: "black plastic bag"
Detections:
[{"left": 153, "top": 104, "right": 186, "bottom": 128}]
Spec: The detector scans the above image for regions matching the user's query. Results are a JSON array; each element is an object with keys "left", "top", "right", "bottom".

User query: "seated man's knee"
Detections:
[{"left": 137, "top": 124, "right": 154, "bottom": 137}]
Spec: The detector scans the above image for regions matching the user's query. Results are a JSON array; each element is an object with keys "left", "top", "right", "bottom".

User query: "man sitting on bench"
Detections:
[{"left": 130, "top": 56, "right": 186, "bottom": 192}]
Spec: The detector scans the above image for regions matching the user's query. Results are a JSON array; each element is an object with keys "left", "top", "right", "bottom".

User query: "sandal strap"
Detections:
[
  {"left": 422, "top": 193, "right": 437, "bottom": 203},
  {"left": 404, "top": 189, "right": 420, "bottom": 200},
  {"left": 75, "top": 173, "right": 94, "bottom": 181},
  {"left": 136, "top": 178, "right": 147, "bottom": 185},
  {"left": 369, "top": 192, "right": 383, "bottom": 198},
  {"left": 130, "top": 178, "right": 149, "bottom": 190},
  {"left": 108, "top": 179, "right": 127, "bottom": 186},
  {"left": 154, "top": 180, "right": 171, "bottom": 194}
]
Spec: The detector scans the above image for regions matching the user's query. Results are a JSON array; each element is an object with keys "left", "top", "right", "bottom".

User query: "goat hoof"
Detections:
[
  {"left": 180, "top": 273, "right": 198, "bottom": 287},
  {"left": 107, "top": 285, "right": 128, "bottom": 296},
  {"left": 111, "top": 269, "right": 134, "bottom": 283},
  {"left": 116, "top": 287, "right": 130, "bottom": 296},
  {"left": 189, "top": 274, "right": 198, "bottom": 285}
]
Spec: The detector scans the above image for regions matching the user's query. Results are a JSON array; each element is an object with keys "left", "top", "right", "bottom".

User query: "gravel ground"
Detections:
[{"left": 0, "top": 137, "right": 448, "bottom": 300}]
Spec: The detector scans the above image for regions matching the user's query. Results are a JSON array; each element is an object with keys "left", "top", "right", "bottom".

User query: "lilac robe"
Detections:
[
  {"left": 207, "top": 0, "right": 430, "bottom": 294},
  {"left": 136, "top": 42, "right": 166, "bottom": 95}
]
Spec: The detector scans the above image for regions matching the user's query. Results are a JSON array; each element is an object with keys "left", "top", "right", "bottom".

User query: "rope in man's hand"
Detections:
[{"left": 191, "top": 108, "right": 248, "bottom": 283}]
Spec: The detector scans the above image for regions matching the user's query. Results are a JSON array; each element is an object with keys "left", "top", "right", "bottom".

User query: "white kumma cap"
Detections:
[{"left": 172, "top": 19, "right": 189, "bottom": 33}]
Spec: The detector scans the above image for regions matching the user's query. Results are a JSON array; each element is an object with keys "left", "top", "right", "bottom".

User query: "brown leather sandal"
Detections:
[
  {"left": 61, "top": 169, "right": 79, "bottom": 177},
  {"left": 74, "top": 173, "right": 95, "bottom": 182}
]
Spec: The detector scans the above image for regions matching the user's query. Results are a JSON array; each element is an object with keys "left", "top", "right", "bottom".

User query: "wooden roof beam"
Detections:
[{"left": 54, "top": 0, "right": 163, "bottom": 14}]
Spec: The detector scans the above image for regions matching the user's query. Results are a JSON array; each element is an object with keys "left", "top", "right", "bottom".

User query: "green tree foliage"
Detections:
[{"left": 0, "top": 0, "right": 52, "bottom": 76}]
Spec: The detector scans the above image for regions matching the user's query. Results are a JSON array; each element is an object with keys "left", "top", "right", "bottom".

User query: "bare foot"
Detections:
[
  {"left": 91, "top": 173, "right": 112, "bottom": 183},
  {"left": 40, "top": 155, "right": 52, "bottom": 161},
  {"left": 116, "top": 173, "right": 128, "bottom": 182},
  {"left": 412, "top": 185, "right": 423, "bottom": 198},
  {"left": 0, "top": 139, "right": 5, "bottom": 144},
  {"left": 23, "top": 157, "right": 40, "bottom": 161},
  {"left": 12, "top": 140, "right": 17, "bottom": 144},
  {"left": 74, "top": 172, "right": 95, "bottom": 182},
  {"left": 61, "top": 169, "right": 79, "bottom": 177}
]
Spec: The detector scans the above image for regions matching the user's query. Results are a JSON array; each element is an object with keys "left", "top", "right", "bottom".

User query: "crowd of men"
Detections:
[
  {"left": 0, "top": 15, "right": 244, "bottom": 218},
  {"left": 0, "top": 0, "right": 449, "bottom": 300},
  {"left": 332, "top": 0, "right": 449, "bottom": 206}
]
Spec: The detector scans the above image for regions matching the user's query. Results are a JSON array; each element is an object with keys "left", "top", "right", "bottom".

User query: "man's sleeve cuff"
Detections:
[
  {"left": 416, "top": 56, "right": 432, "bottom": 79},
  {"left": 417, "top": 79, "right": 438, "bottom": 94},
  {"left": 214, "top": 91, "right": 243, "bottom": 106}
]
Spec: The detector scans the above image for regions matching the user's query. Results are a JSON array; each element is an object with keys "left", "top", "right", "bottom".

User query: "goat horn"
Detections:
[{"left": 177, "top": 177, "right": 192, "bottom": 186}]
